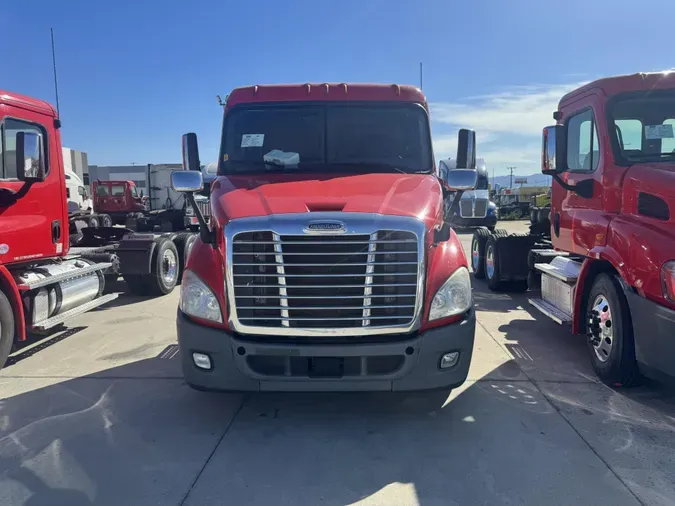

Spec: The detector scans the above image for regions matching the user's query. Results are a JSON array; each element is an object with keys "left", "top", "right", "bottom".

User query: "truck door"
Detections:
[
  {"left": 0, "top": 111, "right": 68, "bottom": 261},
  {"left": 553, "top": 93, "right": 606, "bottom": 256}
]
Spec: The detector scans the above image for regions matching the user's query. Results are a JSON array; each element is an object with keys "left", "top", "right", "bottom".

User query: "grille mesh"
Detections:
[
  {"left": 231, "top": 230, "right": 419, "bottom": 330},
  {"left": 460, "top": 199, "right": 488, "bottom": 218}
]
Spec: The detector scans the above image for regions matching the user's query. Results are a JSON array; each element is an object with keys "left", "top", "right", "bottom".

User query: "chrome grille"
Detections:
[
  {"left": 196, "top": 200, "right": 211, "bottom": 217},
  {"left": 460, "top": 199, "right": 488, "bottom": 218},
  {"left": 227, "top": 214, "right": 425, "bottom": 337}
]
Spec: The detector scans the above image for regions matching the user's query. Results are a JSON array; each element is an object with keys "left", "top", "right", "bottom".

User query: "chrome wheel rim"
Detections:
[
  {"left": 162, "top": 249, "right": 178, "bottom": 284},
  {"left": 486, "top": 245, "right": 495, "bottom": 279},
  {"left": 472, "top": 239, "right": 480, "bottom": 271},
  {"left": 588, "top": 294, "right": 613, "bottom": 363}
]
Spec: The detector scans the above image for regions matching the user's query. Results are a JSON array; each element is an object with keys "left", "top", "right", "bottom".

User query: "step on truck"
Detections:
[
  {"left": 472, "top": 71, "right": 675, "bottom": 386},
  {"left": 172, "top": 83, "right": 479, "bottom": 392},
  {"left": 0, "top": 90, "right": 192, "bottom": 369}
]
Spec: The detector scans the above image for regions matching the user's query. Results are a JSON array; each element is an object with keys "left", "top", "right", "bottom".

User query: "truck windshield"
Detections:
[
  {"left": 219, "top": 103, "right": 433, "bottom": 174},
  {"left": 609, "top": 91, "right": 675, "bottom": 165}
]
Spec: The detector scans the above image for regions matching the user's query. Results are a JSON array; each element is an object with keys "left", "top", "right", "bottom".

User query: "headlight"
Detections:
[
  {"left": 429, "top": 267, "right": 472, "bottom": 321},
  {"left": 180, "top": 270, "right": 222, "bottom": 322}
]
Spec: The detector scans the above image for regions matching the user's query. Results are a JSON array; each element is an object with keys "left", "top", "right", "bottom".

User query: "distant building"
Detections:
[{"left": 62, "top": 147, "right": 89, "bottom": 184}]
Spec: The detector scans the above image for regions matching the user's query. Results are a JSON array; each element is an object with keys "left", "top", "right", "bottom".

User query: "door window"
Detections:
[
  {"left": 567, "top": 109, "right": 600, "bottom": 172},
  {"left": 130, "top": 185, "right": 138, "bottom": 198},
  {"left": 111, "top": 185, "right": 125, "bottom": 196},
  {"left": 0, "top": 118, "right": 48, "bottom": 179}
]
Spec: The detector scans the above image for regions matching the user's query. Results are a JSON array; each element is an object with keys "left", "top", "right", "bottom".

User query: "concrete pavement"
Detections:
[{"left": 0, "top": 221, "right": 673, "bottom": 505}]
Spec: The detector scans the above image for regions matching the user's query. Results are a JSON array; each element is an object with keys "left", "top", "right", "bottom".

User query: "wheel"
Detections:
[
  {"left": 100, "top": 214, "right": 113, "bottom": 227},
  {"left": 172, "top": 233, "right": 194, "bottom": 282},
  {"left": 485, "top": 236, "right": 507, "bottom": 291},
  {"left": 146, "top": 237, "right": 180, "bottom": 296},
  {"left": 487, "top": 226, "right": 495, "bottom": 232},
  {"left": 530, "top": 208, "right": 538, "bottom": 224},
  {"left": 538, "top": 207, "right": 550, "bottom": 225},
  {"left": 492, "top": 228, "right": 509, "bottom": 237},
  {"left": 585, "top": 274, "right": 640, "bottom": 387},
  {"left": 0, "top": 290, "right": 15, "bottom": 370},
  {"left": 184, "top": 234, "right": 197, "bottom": 262},
  {"left": 87, "top": 215, "right": 100, "bottom": 228},
  {"left": 470, "top": 229, "right": 492, "bottom": 279}
]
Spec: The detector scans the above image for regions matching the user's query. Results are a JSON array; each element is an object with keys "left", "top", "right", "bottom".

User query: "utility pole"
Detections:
[{"left": 507, "top": 166, "right": 516, "bottom": 188}]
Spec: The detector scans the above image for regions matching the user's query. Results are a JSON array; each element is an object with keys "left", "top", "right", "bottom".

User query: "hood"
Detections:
[
  {"left": 210, "top": 172, "right": 443, "bottom": 229},
  {"left": 459, "top": 189, "right": 490, "bottom": 200}
]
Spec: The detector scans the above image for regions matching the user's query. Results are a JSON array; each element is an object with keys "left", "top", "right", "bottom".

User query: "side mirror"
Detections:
[
  {"left": 445, "top": 169, "right": 478, "bottom": 191},
  {"left": 542, "top": 125, "right": 566, "bottom": 174},
  {"left": 455, "top": 129, "right": 476, "bottom": 170},
  {"left": 171, "top": 170, "right": 203, "bottom": 192},
  {"left": 182, "top": 133, "right": 201, "bottom": 171},
  {"left": 16, "top": 132, "right": 46, "bottom": 182}
]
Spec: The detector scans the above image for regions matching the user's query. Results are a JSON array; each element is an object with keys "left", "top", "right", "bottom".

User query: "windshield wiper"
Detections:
[
  {"left": 623, "top": 152, "right": 675, "bottom": 161},
  {"left": 323, "top": 162, "right": 428, "bottom": 174}
]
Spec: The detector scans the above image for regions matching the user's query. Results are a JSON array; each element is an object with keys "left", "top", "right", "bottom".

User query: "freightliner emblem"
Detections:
[{"left": 304, "top": 221, "right": 346, "bottom": 234}]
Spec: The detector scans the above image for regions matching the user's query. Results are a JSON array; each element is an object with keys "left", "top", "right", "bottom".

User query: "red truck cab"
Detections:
[
  {"left": 171, "top": 83, "right": 479, "bottom": 392},
  {"left": 93, "top": 180, "right": 147, "bottom": 222},
  {"left": 533, "top": 71, "right": 675, "bottom": 385}
]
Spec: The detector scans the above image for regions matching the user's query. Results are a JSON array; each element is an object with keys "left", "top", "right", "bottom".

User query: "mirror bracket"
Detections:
[
  {"left": 184, "top": 192, "right": 215, "bottom": 247},
  {"left": 552, "top": 174, "right": 594, "bottom": 199}
]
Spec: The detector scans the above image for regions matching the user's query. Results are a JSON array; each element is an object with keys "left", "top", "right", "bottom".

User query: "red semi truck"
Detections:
[
  {"left": 473, "top": 71, "right": 675, "bottom": 387},
  {"left": 171, "top": 83, "right": 480, "bottom": 392},
  {"left": 0, "top": 90, "right": 189, "bottom": 368}
]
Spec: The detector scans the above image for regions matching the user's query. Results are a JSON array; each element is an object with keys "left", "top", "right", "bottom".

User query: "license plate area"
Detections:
[{"left": 308, "top": 357, "right": 344, "bottom": 378}]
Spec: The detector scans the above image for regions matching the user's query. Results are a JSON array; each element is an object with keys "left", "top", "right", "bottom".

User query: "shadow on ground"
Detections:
[{"left": 0, "top": 349, "right": 656, "bottom": 506}]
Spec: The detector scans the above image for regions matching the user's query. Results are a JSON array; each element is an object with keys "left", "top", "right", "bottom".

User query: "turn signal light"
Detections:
[{"left": 661, "top": 261, "right": 675, "bottom": 301}]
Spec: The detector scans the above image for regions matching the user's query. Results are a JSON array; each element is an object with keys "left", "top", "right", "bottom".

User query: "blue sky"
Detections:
[{"left": 2, "top": 0, "right": 674, "bottom": 175}]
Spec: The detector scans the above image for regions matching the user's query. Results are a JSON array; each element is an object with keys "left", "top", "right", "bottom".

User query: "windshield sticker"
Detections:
[
  {"left": 645, "top": 124, "right": 674, "bottom": 140},
  {"left": 241, "top": 134, "right": 265, "bottom": 148}
]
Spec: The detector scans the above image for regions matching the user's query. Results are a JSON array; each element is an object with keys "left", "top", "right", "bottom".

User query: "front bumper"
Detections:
[
  {"left": 177, "top": 310, "right": 476, "bottom": 392},
  {"left": 451, "top": 215, "right": 497, "bottom": 228},
  {"left": 624, "top": 290, "right": 675, "bottom": 384}
]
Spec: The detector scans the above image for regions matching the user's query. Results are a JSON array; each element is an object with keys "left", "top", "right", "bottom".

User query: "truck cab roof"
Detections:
[
  {"left": 225, "top": 83, "right": 427, "bottom": 109},
  {"left": 560, "top": 71, "right": 675, "bottom": 107},
  {"left": 0, "top": 89, "right": 57, "bottom": 117}
]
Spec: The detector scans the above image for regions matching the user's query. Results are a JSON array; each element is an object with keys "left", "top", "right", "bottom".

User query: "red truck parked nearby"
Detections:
[
  {"left": 171, "top": 83, "right": 479, "bottom": 392},
  {"left": 473, "top": 71, "right": 675, "bottom": 386},
  {"left": 0, "top": 90, "right": 190, "bottom": 369}
]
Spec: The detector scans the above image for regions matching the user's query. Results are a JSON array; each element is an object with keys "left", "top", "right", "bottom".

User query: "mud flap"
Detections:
[{"left": 116, "top": 233, "right": 157, "bottom": 275}]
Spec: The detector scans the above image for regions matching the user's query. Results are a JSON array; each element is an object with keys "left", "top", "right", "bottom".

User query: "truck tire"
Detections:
[
  {"left": 183, "top": 234, "right": 197, "bottom": 262},
  {"left": 492, "top": 228, "right": 509, "bottom": 237},
  {"left": 484, "top": 236, "right": 507, "bottom": 290},
  {"left": 0, "top": 290, "right": 15, "bottom": 370},
  {"left": 88, "top": 215, "right": 100, "bottom": 228},
  {"left": 100, "top": 214, "right": 113, "bottom": 228},
  {"left": 172, "top": 232, "right": 193, "bottom": 282},
  {"left": 530, "top": 207, "right": 539, "bottom": 225},
  {"left": 585, "top": 274, "right": 641, "bottom": 387},
  {"left": 471, "top": 229, "right": 492, "bottom": 279},
  {"left": 145, "top": 237, "right": 180, "bottom": 296}
]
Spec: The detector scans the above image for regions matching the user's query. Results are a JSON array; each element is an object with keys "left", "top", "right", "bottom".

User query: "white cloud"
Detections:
[{"left": 430, "top": 82, "right": 586, "bottom": 172}]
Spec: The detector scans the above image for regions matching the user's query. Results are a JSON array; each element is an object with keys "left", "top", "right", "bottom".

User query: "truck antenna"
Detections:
[
  {"left": 216, "top": 95, "right": 225, "bottom": 107},
  {"left": 419, "top": 62, "right": 423, "bottom": 90},
  {"left": 51, "top": 28, "right": 61, "bottom": 117}
]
